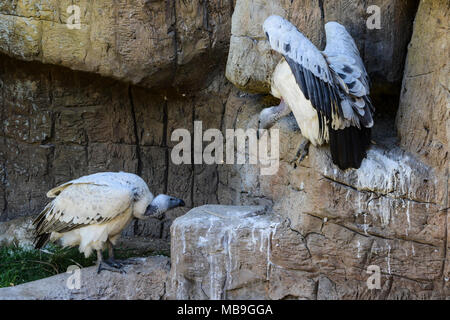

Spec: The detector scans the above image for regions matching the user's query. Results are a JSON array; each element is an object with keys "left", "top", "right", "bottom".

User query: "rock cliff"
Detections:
[{"left": 0, "top": 0, "right": 448, "bottom": 299}]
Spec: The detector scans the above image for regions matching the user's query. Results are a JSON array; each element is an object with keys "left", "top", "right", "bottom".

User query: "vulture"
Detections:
[
  {"left": 260, "top": 15, "right": 374, "bottom": 170},
  {"left": 33, "top": 172, "right": 185, "bottom": 273}
]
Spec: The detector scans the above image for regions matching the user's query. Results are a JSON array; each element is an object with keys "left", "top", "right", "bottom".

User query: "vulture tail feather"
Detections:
[
  {"left": 329, "top": 125, "right": 371, "bottom": 170},
  {"left": 34, "top": 233, "right": 50, "bottom": 249}
]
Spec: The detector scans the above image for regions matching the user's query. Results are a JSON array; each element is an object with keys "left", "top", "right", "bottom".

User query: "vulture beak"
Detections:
[{"left": 169, "top": 197, "right": 185, "bottom": 210}]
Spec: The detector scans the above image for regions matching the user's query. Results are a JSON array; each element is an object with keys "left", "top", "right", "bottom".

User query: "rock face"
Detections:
[
  {"left": 0, "top": 216, "right": 34, "bottom": 248},
  {"left": 0, "top": 54, "right": 232, "bottom": 239},
  {"left": 0, "top": 0, "right": 448, "bottom": 300},
  {"left": 228, "top": 81, "right": 447, "bottom": 298},
  {"left": 0, "top": 0, "right": 233, "bottom": 89},
  {"left": 226, "top": 0, "right": 419, "bottom": 112},
  {"left": 167, "top": 205, "right": 286, "bottom": 299},
  {"left": 396, "top": 0, "right": 449, "bottom": 174},
  {"left": 0, "top": 256, "right": 169, "bottom": 300},
  {"left": 396, "top": 0, "right": 449, "bottom": 295}
]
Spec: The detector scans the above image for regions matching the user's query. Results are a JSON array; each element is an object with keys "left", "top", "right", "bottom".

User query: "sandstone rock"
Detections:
[
  {"left": 0, "top": 216, "right": 35, "bottom": 248},
  {"left": 169, "top": 201, "right": 447, "bottom": 299},
  {"left": 167, "top": 205, "right": 293, "bottom": 300},
  {"left": 226, "top": 0, "right": 419, "bottom": 111},
  {"left": 396, "top": 0, "right": 449, "bottom": 174},
  {"left": 0, "top": 256, "right": 170, "bottom": 300},
  {"left": 213, "top": 88, "right": 449, "bottom": 299},
  {"left": 0, "top": 53, "right": 231, "bottom": 241},
  {"left": 0, "top": 0, "right": 233, "bottom": 90},
  {"left": 395, "top": 0, "right": 449, "bottom": 297}
]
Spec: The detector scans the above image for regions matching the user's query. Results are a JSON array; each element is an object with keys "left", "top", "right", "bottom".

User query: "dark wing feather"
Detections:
[
  {"left": 263, "top": 16, "right": 345, "bottom": 135},
  {"left": 323, "top": 22, "right": 375, "bottom": 128}
]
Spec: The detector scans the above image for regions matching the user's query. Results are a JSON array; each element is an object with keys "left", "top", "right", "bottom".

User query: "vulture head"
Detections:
[{"left": 144, "top": 194, "right": 185, "bottom": 218}]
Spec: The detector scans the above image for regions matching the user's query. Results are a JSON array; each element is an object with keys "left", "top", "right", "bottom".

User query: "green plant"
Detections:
[
  {"left": 0, "top": 243, "right": 170, "bottom": 288},
  {"left": 0, "top": 244, "right": 95, "bottom": 288}
]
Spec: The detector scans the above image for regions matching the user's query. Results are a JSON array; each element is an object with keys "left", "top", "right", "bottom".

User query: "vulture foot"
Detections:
[
  {"left": 293, "top": 140, "right": 310, "bottom": 165},
  {"left": 97, "top": 260, "right": 127, "bottom": 274}
]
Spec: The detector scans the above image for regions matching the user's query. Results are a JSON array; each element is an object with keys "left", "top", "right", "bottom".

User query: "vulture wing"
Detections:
[
  {"left": 323, "top": 21, "right": 374, "bottom": 129},
  {"left": 263, "top": 15, "right": 343, "bottom": 142},
  {"left": 33, "top": 174, "right": 134, "bottom": 239}
]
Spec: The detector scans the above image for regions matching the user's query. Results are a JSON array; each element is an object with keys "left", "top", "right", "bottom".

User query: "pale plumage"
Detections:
[
  {"left": 261, "top": 16, "right": 375, "bottom": 170},
  {"left": 271, "top": 60, "right": 327, "bottom": 146},
  {"left": 33, "top": 172, "right": 185, "bottom": 273}
]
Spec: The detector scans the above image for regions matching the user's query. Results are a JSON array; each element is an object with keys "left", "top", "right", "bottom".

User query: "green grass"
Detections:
[
  {"left": 0, "top": 244, "right": 96, "bottom": 288},
  {"left": 0, "top": 244, "right": 169, "bottom": 288}
]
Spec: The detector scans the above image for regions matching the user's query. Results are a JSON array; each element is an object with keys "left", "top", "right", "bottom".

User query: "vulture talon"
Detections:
[
  {"left": 97, "top": 261, "right": 126, "bottom": 274},
  {"left": 294, "top": 140, "right": 310, "bottom": 165},
  {"left": 106, "top": 258, "right": 124, "bottom": 269}
]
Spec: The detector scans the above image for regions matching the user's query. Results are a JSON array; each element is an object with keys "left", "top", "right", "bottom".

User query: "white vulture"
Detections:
[
  {"left": 33, "top": 172, "right": 185, "bottom": 273},
  {"left": 260, "top": 16, "right": 375, "bottom": 170}
]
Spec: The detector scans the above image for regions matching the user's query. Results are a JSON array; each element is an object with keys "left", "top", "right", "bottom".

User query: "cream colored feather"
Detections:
[{"left": 33, "top": 172, "right": 154, "bottom": 257}]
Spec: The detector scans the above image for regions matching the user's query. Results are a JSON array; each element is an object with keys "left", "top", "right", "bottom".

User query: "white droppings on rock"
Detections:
[
  {"left": 386, "top": 242, "right": 392, "bottom": 275},
  {"left": 356, "top": 241, "right": 361, "bottom": 259},
  {"left": 168, "top": 205, "right": 282, "bottom": 300},
  {"left": 362, "top": 213, "right": 369, "bottom": 235},
  {"left": 356, "top": 149, "right": 413, "bottom": 196},
  {"left": 405, "top": 201, "right": 411, "bottom": 236}
]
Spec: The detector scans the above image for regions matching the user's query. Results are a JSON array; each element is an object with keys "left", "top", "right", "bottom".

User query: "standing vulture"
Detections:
[
  {"left": 33, "top": 172, "right": 185, "bottom": 273},
  {"left": 260, "top": 15, "right": 375, "bottom": 170}
]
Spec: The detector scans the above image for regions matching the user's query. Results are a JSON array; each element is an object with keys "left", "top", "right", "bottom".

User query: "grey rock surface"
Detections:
[{"left": 0, "top": 256, "right": 170, "bottom": 300}]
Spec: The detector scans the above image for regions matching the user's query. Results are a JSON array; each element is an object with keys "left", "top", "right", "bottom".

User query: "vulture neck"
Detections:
[{"left": 146, "top": 204, "right": 163, "bottom": 216}]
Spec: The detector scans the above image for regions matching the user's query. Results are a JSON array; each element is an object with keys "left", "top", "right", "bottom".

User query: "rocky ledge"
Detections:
[{"left": 0, "top": 256, "right": 169, "bottom": 300}]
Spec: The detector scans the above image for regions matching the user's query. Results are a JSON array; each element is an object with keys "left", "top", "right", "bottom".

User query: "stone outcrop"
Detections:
[
  {"left": 0, "top": 256, "right": 169, "bottom": 300},
  {"left": 208, "top": 0, "right": 447, "bottom": 299},
  {"left": 396, "top": 0, "right": 449, "bottom": 174},
  {"left": 167, "top": 205, "right": 286, "bottom": 299},
  {"left": 0, "top": 0, "right": 233, "bottom": 89},
  {"left": 0, "top": 216, "right": 34, "bottom": 248},
  {"left": 396, "top": 0, "right": 449, "bottom": 295}
]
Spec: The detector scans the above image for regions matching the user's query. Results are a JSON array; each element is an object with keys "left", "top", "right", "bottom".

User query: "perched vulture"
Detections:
[
  {"left": 33, "top": 172, "right": 185, "bottom": 273},
  {"left": 260, "top": 15, "right": 374, "bottom": 170}
]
